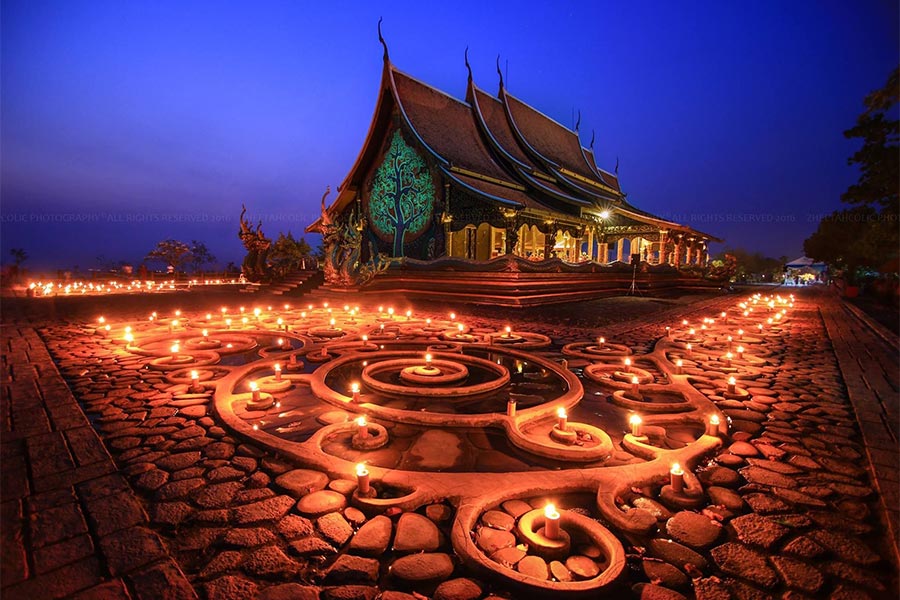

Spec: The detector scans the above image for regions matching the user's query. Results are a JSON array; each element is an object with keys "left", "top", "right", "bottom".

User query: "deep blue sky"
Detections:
[{"left": 2, "top": 0, "right": 897, "bottom": 271}]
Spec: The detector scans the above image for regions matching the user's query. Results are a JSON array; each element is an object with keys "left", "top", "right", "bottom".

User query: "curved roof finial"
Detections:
[
  {"left": 496, "top": 54, "right": 504, "bottom": 89},
  {"left": 590, "top": 129, "right": 595, "bottom": 150},
  {"left": 464, "top": 46, "right": 472, "bottom": 81},
  {"left": 377, "top": 17, "right": 389, "bottom": 61},
  {"left": 615, "top": 156, "right": 620, "bottom": 176},
  {"left": 575, "top": 109, "right": 581, "bottom": 132}
]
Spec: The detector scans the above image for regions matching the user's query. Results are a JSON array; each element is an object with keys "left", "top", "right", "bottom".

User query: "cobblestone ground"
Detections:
[{"left": 1, "top": 287, "right": 897, "bottom": 599}]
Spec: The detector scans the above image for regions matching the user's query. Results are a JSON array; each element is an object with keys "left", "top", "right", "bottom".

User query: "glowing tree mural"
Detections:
[{"left": 369, "top": 131, "right": 435, "bottom": 257}]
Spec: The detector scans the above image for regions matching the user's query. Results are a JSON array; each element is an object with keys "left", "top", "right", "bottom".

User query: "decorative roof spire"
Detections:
[
  {"left": 615, "top": 156, "right": 620, "bottom": 176},
  {"left": 590, "top": 129, "right": 595, "bottom": 150},
  {"left": 575, "top": 109, "right": 581, "bottom": 132},
  {"left": 464, "top": 46, "right": 472, "bottom": 81},
  {"left": 377, "top": 17, "right": 389, "bottom": 62},
  {"left": 496, "top": 54, "right": 504, "bottom": 90}
]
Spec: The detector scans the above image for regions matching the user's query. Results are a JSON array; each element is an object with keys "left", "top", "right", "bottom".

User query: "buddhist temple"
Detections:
[{"left": 308, "top": 27, "right": 725, "bottom": 305}]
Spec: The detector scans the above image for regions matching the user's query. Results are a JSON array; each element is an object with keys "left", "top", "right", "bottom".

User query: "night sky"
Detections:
[{"left": 2, "top": 1, "right": 897, "bottom": 272}]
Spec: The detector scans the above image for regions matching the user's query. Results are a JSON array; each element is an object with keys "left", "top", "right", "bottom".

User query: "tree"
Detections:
[
  {"left": 190, "top": 241, "right": 216, "bottom": 272},
  {"left": 268, "top": 232, "right": 313, "bottom": 276},
  {"left": 9, "top": 248, "right": 27, "bottom": 267},
  {"left": 842, "top": 67, "right": 899, "bottom": 214},
  {"left": 145, "top": 240, "right": 192, "bottom": 272},
  {"left": 368, "top": 130, "right": 435, "bottom": 257},
  {"left": 805, "top": 67, "right": 899, "bottom": 283}
]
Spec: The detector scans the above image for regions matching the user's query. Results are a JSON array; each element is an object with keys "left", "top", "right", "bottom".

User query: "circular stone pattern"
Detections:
[{"left": 361, "top": 354, "right": 510, "bottom": 398}]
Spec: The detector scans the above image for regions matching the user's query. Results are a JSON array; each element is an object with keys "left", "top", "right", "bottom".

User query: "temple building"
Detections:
[{"left": 308, "top": 32, "right": 723, "bottom": 304}]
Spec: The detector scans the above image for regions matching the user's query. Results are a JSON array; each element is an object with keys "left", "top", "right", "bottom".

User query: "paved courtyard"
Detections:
[{"left": 1, "top": 286, "right": 897, "bottom": 599}]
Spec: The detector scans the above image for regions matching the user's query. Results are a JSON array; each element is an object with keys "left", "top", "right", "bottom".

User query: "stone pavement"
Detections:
[
  {"left": 0, "top": 325, "right": 197, "bottom": 599},
  {"left": 1, "top": 288, "right": 898, "bottom": 599},
  {"left": 819, "top": 291, "right": 900, "bottom": 566}
]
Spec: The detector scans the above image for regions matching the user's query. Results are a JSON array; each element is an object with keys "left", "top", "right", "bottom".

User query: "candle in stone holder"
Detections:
[
  {"left": 170, "top": 343, "right": 180, "bottom": 361},
  {"left": 329, "top": 318, "right": 336, "bottom": 329},
  {"left": 665, "top": 326, "right": 671, "bottom": 338},
  {"left": 504, "top": 326, "right": 512, "bottom": 338},
  {"left": 356, "top": 463, "right": 371, "bottom": 494},
  {"left": 670, "top": 463, "right": 685, "bottom": 492},
  {"left": 706, "top": 414, "right": 720, "bottom": 436},
  {"left": 675, "top": 359, "right": 684, "bottom": 374},
  {"left": 544, "top": 503, "right": 561, "bottom": 540},
  {"left": 356, "top": 416, "right": 369, "bottom": 439},
  {"left": 685, "top": 343, "right": 692, "bottom": 358},
  {"left": 631, "top": 375, "right": 640, "bottom": 395},
  {"left": 598, "top": 336, "right": 606, "bottom": 346},
  {"left": 727, "top": 376, "right": 736, "bottom": 394},
  {"left": 623, "top": 357, "right": 632, "bottom": 372},
  {"left": 737, "top": 345, "right": 744, "bottom": 359},
  {"left": 724, "top": 352, "right": 733, "bottom": 367},
  {"left": 425, "top": 353, "right": 433, "bottom": 367},
  {"left": 351, "top": 382, "right": 360, "bottom": 402},
  {"left": 274, "top": 363, "right": 282, "bottom": 381},
  {"left": 191, "top": 370, "right": 199, "bottom": 388},
  {"left": 556, "top": 407, "right": 568, "bottom": 431},
  {"left": 629, "top": 414, "right": 643, "bottom": 437},
  {"left": 507, "top": 399, "right": 517, "bottom": 417},
  {"left": 250, "top": 381, "right": 260, "bottom": 402}
]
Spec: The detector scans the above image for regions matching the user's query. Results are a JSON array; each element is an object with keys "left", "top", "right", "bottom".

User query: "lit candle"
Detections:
[
  {"left": 387, "top": 307, "right": 394, "bottom": 319},
  {"left": 202, "top": 329, "right": 209, "bottom": 342},
  {"left": 241, "top": 317, "right": 248, "bottom": 326},
  {"left": 737, "top": 345, "right": 744, "bottom": 359},
  {"left": 356, "top": 416, "right": 369, "bottom": 439},
  {"left": 721, "top": 311, "right": 727, "bottom": 323},
  {"left": 629, "top": 414, "right": 643, "bottom": 437},
  {"left": 274, "top": 363, "right": 282, "bottom": 381},
  {"left": 737, "top": 329, "right": 743, "bottom": 339},
  {"left": 190, "top": 370, "right": 199, "bottom": 388},
  {"left": 598, "top": 336, "right": 605, "bottom": 346},
  {"left": 665, "top": 326, "right": 671, "bottom": 338},
  {"left": 124, "top": 332, "right": 134, "bottom": 345},
  {"left": 556, "top": 407, "right": 568, "bottom": 431},
  {"left": 329, "top": 318, "right": 336, "bottom": 329},
  {"left": 727, "top": 376, "right": 736, "bottom": 394},
  {"left": 681, "top": 319, "right": 688, "bottom": 326},
  {"left": 544, "top": 503, "right": 561, "bottom": 540},
  {"left": 361, "top": 334, "right": 368, "bottom": 344},
  {"left": 724, "top": 352, "right": 733, "bottom": 367},
  {"left": 757, "top": 323, "right": 764, "bottom": 332},
  {"left": 727, "top": 335, "right": 733, "bottom": 349},
  {"left": 225, "top": 318, "right": 232, "bottom": 329},
  {"left": 670, "top": 463, "right": 685, "bottom": 492},
  {"left": 624, "top": 357, "right": 632, "bottom": 372},
  {"left": 425, "top": 353, "right": 433, "bottom": 367},
  {"left": 277, "top": 338, "right": 284, "bottom": 348},
  {"left": 277, "top": 317, "right": 284, "bottom": 329},
  {"left": 689, "top": 328, "right": 695, "bottom": 336},
  {"left": 685, "top": 343, "right": 692, "bottom": 358},
  {"left": 450, "top": 312, "right": 456, "bottom": 321},
  {"left": 406, "top": 309, "right": 412, "bottom": 320},
  {"left": 250, "top": 381, "right": 260, "bottom": 402},
  {"left": 170, "top": 343, "right": 180, "bottom": 361},
  {"left": 675, "top": 358, "right": 683, "bottom": 374},
  {"left": 504, "top": 326, "right": 512, "bottom": 338},
  {"left": 169, "top": 319, "right": 178, "bottom": 333},
  {"left": 706, "top": 414, "right": 720, "bottom": 436},
  {"left": 507, "top": 399, "right": 517, "bottom": 417},
  {"left": 631, "top": 375, "right": 640, "bottom": 395},
  {"left": 351, "top": 382, "right": 360, "bottom": 402},
  {"left": 356, "top": 463, "right": 370, "bottom": 494},
  {"left": 206, "top": 313, "right": 212, "bottom": 321}
]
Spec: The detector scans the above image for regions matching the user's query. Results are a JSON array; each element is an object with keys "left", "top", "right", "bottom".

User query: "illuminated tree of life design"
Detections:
[{"left": 368, "top": 130, "right": 435, "bottom": 257}]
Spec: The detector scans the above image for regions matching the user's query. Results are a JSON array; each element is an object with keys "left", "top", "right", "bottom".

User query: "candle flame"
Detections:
[
  {"left": 629, "top": 414, "right": 642, "bottom": 426},
  {"left": 190, "top": 370, "right": 198, "bottom": 379},
  {"left": 249, "top": 381, "right": 258, "bottom": 391},
  {"left": 544, "top": 503, "right": 560, "bottom": 519},
  {"left": 728, "top": 376, "right": 736, "bottom": 385},
  {"left": 351, "top": 382, "right": 360, "bottom": 394},
  {"left": 356, "top": 416, "right": 367, "bottom": 427},
  {"left": 671, "top": 463, "right": 683, "bottom": 475},
  {"left": 556, "top": 407, "right": 567, "bottom": 419},
  {"left": 710, "top": 414, "right": 720, "bottom": 425},
  {"left": 355, "top": 463, "right": 368, "bottom": 476}
]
